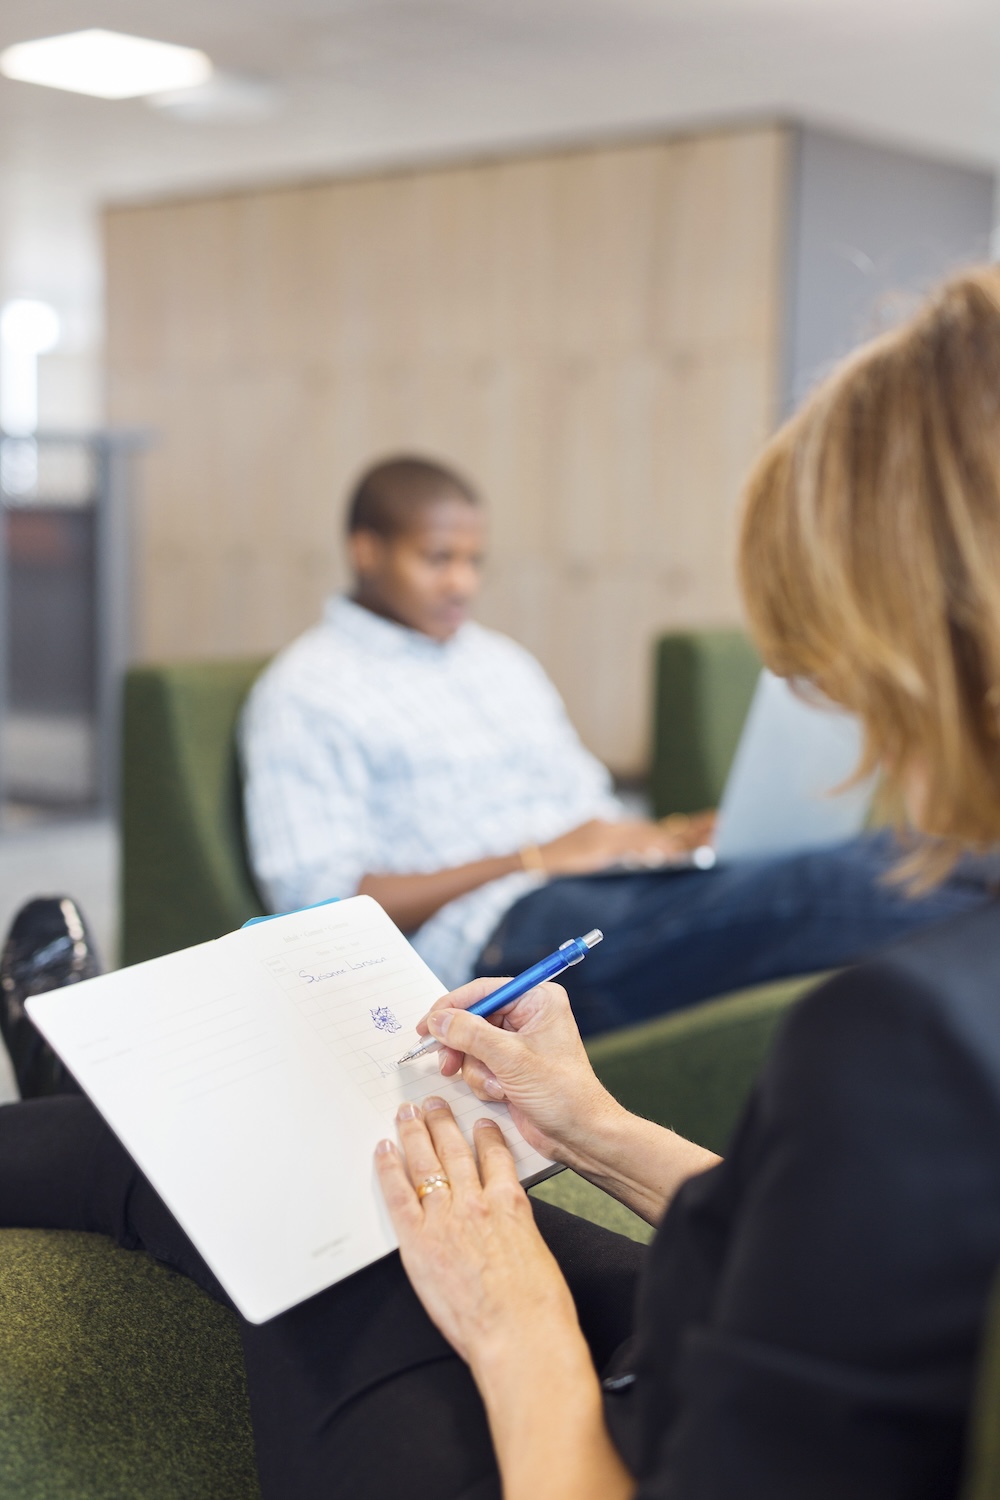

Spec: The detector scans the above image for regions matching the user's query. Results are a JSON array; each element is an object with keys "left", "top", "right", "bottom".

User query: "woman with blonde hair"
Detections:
[
  {"left": 5, "top": 266, "right": 1000, "bottom": 1497},
  {"left": 365, "top": 264, "right": 1000, "bottom": 1497}
]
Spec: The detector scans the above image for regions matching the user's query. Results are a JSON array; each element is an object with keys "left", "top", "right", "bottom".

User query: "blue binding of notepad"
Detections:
[{"left": 242, "top": 896, "right": 342, "bottom": 928}]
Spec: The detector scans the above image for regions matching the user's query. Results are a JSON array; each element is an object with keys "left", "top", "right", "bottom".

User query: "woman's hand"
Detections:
[
  {"left": 375, "top": 1099, "right": 635, "bottom": 1500},
  {"left": 417, "top": 978, "right": 722, "bottom": 1226},
  {"left": 375, "top": 1096, "right": 581, "bottom": 1367},
  {"left": 417, "top": 977, "right": 626, "bottom": 1174}
]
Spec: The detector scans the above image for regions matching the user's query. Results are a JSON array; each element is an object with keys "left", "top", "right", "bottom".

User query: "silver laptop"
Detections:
[
  {"left": 705, "top": 669, "right": 873, "bottom": 865},
  {"left": 616, "top": 669, "right": 873, "bottom": 873}
]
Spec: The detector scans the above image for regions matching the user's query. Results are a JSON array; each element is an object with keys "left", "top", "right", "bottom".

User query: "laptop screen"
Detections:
[{"left": 713, "top": 670, "right": 873, "bottom": 864}]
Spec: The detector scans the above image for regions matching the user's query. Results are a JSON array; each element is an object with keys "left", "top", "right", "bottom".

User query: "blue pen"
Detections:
[{"left": 397, "top": 928, "right": 604, "bottom": 1064}]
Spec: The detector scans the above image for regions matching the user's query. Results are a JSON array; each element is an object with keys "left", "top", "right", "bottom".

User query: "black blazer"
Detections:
[{"left": 608, "top": 899, "right": 1000, "bottom": 1499}]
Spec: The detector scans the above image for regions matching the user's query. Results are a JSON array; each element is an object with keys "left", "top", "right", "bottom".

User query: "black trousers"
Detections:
[{"left": 0, "top": 1096, "right": 646, "bottom": 1500}]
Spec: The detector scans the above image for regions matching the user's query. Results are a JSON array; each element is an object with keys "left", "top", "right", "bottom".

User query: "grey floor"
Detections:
[{"left": 0, "top": 814, "right": 117, "bottom": 1104}]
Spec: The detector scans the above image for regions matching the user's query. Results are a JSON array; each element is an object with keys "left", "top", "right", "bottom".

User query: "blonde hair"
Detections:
[{"left": 739, "top": 266, "right": 1000, "bottom": 883}]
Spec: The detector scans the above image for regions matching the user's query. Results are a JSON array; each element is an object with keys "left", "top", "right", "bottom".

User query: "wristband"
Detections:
[{"left": 519, "top": 843, "right": 547, "bottom": 874}]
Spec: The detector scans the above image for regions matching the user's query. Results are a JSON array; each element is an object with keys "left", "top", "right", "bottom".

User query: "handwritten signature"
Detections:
[{"left": 299, "top": 956, "right": 388, "bottom": 984}]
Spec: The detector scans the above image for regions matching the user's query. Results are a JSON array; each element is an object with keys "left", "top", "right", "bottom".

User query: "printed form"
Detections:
[{"left": 27, "top": 896, "right": 554, "bottom": 1323}]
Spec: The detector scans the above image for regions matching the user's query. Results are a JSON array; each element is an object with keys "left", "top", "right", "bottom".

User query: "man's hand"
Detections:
[
  {"left": 359, "top": 811, "right": 717, "bottom": 933},
  {"left": 659, "top": 809, "right": 716, "bottom": 851},
  {"left": 538, "top": 816, "right": 697, "bottom": 874},
  {"left": 417, "top": 977, "right": 626, "bottom": 1173}
]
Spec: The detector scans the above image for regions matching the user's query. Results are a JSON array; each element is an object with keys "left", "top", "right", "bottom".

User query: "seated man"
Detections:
[{"left": 241, "top": 455, "right": 993, "bottom": 1034}]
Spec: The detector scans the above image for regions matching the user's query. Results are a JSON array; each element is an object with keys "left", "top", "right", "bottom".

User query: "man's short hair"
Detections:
[{"left": 346, "top": 456, "right": 479, "bottom": 537}]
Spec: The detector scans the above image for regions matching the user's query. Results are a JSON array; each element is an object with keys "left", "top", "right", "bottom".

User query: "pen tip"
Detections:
[{"left": 397, "top": 1038, "right": 432, "bottom": 1064}]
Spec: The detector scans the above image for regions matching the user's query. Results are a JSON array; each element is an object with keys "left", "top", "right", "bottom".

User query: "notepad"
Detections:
[{"left": 26, "top": 895, "right": 556, "bottom": 1323}]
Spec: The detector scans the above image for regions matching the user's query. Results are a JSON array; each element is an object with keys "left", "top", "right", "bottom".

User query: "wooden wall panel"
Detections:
[{"left": 106, "top": 123, "right": 787, "bottom": 771}]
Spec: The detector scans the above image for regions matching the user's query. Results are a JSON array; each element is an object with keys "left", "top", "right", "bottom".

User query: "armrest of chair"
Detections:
[
  {"left": 585, "top": 974, "right": 815, "bottom": 1152},
  {"left": 121, "top": 660, "right": 267, "bottom": 967},
  {"left": 962, "top": 1269, "right": 1000, "bottom": 1500},
  {"left": 0, "top": 1228, "right": 258, "bottom": 1498}
]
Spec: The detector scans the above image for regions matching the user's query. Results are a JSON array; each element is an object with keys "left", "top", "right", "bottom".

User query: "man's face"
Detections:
[{"left": 350, "top": 497, "right": 487, "bottom": 641}]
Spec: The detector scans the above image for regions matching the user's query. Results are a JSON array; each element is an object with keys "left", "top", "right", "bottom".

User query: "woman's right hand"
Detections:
[{"left": 417, "top": 977, "right": 626, "bottom": 1171}]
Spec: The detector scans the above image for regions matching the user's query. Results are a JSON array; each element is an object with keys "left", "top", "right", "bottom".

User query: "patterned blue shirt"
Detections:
[{"left": 240, "top": 596, "right": 622, "bottom": 989}]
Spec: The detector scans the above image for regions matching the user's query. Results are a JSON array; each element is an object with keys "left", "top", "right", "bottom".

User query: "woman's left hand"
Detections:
[
  {"left": 375, "top": 1096, "right": 580, "bottom": 1370},
  {"left": 376, "top": 1096, "right": 636, "bottom": 1500}
]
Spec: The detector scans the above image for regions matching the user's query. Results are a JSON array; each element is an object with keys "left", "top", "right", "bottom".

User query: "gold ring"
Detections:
[{"left": 416, "top": 1173, "right": 451, "bottom": 1201}]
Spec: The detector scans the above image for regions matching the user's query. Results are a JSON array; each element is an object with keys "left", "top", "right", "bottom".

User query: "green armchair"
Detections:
[
  {"left": 121, "top": 660, "right": 268, "bottom": 968},
  {"left": 648, "top": 628, "right": 760, "bottom": 818}
]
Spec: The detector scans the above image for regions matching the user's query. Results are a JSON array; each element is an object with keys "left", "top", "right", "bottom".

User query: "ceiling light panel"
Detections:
[{"left": 0, "top": 29, "right": 212, "bottom": 100}]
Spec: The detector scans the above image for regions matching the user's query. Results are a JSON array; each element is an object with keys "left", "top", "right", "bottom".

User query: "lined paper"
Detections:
[
  {"left": 247, "top": 903, "right": 544, "bottom": 1170},
  {"left": 27, "top": 896, "right": 553, "bottom": 1322}
]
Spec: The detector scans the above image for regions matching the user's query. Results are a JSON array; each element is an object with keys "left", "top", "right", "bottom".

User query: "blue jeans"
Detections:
[{"left": 475, "top": 832, "right": 999, "bottom": 1036}]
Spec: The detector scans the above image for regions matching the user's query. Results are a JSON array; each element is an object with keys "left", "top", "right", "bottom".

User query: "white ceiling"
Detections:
[{"left": 1, "top": 0, "right": 999, "bottom": 373}]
